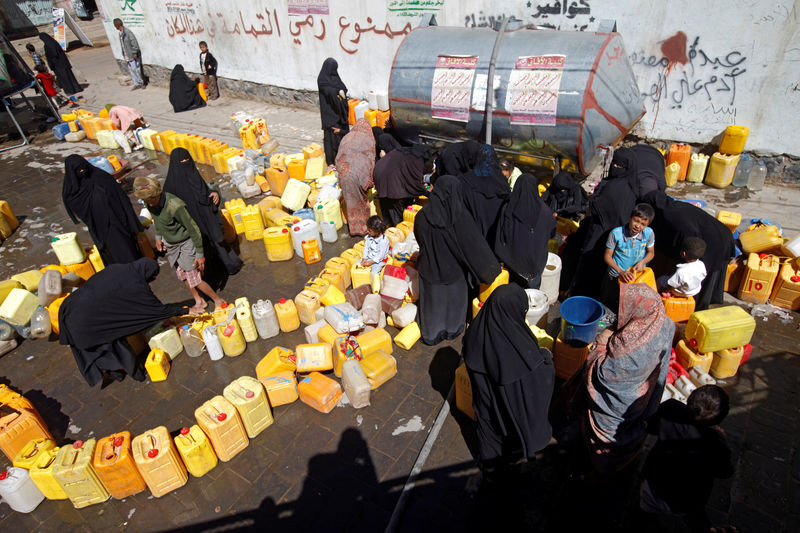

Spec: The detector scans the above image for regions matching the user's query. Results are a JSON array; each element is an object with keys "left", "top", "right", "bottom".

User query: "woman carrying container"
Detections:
[
  {"left": 59, "top": 258, "right": 187, "bottom": 387},
  {"left": 168, "top": 64, "right": 206, "bottom": 113},
  {"left": 317, "top": 57, "right": 350, "bottom": 163},
  {"left": 62, "top": 154, "right": 142, "bottom": 265},
  {"left": 414, "top": 176, "right": 501, "bottom": 345},
  {"left": 493, "top": 174, "right": 556, "bottom": 289},
  {"left": 571, "top": 283, "right": 673, "bottom": 475},
  {"left": 372, "top": 138, "right": 432, "bottom": 226},
  {"left": 463, "top": 284, "right": 555, "bottom": 478},
  {"left": 335, "top": 118, "right": 376, "bottom": 236},
  {"left": 164, "top": 148, "right": 243, "bottom": 276},
  {"left": 541, "top": 170, "right": 587, "bottom": 221}
]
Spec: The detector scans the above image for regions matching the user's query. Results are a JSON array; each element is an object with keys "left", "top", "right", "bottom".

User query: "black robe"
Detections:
[
  {"left": 436, "top": 140, "right": 480, "bottom": 177},
  {"left": 457, "top": 144, "right": 511, "bottom": 242},
  {"left": 414, "top": 176, "right": 501, "bottom": 345},
  {"left": 494, "top": 174, "right": 556, "bottom": 289},
  {"left": 463, "top": 284, "right": 555, "bottom": 466},
  {"left": 317, "top": 58, "right": 349, "bottom": 163},
  {"left": 163, "top": 148, "right": 242, "bottom": 275},
  {"left": 39, "top": 32, "right": 82, "bottom": 94},
  {"left": 59, "top": 259, "right": 185, "bottom": 386},
  {"left": 630, "top": 144, "right": 667, "bottom": 201},
  {"left": 373, "top": 149, "right": 428, "bottom": 226},
  {"left": 169, "top": 64, "right": 206, "bottom": 113},
  {"left": 62, "top": 154, "right": 142, "bottom": 265},
  {"left": 642, "top": 191, "right": 735, "bottom": 310},
  {"left": 541, "top": 171, "right": 587, "bottom": 220}
]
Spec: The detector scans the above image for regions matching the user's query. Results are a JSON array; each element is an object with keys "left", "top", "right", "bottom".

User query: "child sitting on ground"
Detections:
[
  {"left": 360, "top": 215, "right": 391, "bottom": 286},
  {"left": 601, "top": 203, "right": 655, "bottom": 307},
  {"left": 639, "top": 385, "right": 734, "bottom": 532},
  {"left": 133, "top": 176, "right": 226, "bottom": 314},
  {"left": 659, "top": 236, "right": 707, "bottom": 298}
]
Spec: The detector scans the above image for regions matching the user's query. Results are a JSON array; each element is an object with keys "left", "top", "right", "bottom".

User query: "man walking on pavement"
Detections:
[{"left": 114, "top": 18, "right": 145, "bottom": 90}]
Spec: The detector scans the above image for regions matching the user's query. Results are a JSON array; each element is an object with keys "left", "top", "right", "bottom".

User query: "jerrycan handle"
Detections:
[
  {"left": 234, "top": 384, "right": 255, "bottom": 401},
  {"left": 142, "top": 434, "right": 161, "bottom": 459},
  {"left": 21, "top": 440, "right": 42, "bottom": 460},
  {"left": 39, "top": 453, "right": 57, "bottom": 470},
  {"left": 206, "top": 404, "right": 227, "bottom": 423},
  {"left": 179, "top": 427, "right": 196, "bottom": 445}
]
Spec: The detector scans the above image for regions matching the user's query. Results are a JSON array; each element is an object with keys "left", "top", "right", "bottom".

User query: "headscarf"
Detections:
[
  {"left": 59, "top": 258, "right": 185, "bottom": 350},
  {"left": 377, "top": 133, "right": 402, "bottom": 155},
  {"left": 583, "top": 284, "right": 673, "bottom": 456},
  {"left": 601, "top": 147, "right": 638, "bottom": 195},
  {"left": 335, "top": 119, "right": 376, "bottom": 190},
  {"left": 62, "top": 154, "right": 141, "bottom": 248},
  {"left": 541, "top": 171, "right": 587, "bottom": 220},
  {"left": 642, "top": 191, "right": 735, "bottom": 309},
  {"left": 373, "top": 148, "right": 428, "bottom": 199},
  {"left": 38, "top": 32, "right": 81, "bottom": 94},
  {"left": 493, "top": 174, "right": 556, "bottom": 282},
  {"left": 414, "top": 176, "right": 501, "bottom": 285},
  {"left": 108, "top": 105, "right": 143, "bottom": 132},
  {"left": 581, "top": 152, "right": 637, "bottom": 254},
  {"left": 436, "top": 140, "right": 481, "bottom": 176},
  {"left": 317, "top": 58, "right": 349, "bottom": 130},
  {"left": 630, "top": 144, "right": 666, "bottom": 200},
  {"left": 163, "top": 147, "right": 224, "bottom": 243},
  {"left": 168, "top": 64, "right": 206, "bottom": 113},
  {"left": 463, "top": 284, "right": 551, "bottom": 384}
]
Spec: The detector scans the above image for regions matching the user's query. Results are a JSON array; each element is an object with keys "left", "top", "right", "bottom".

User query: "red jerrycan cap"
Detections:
[
  {"left": 216, "top": 413, "right": 227, "bottom": 422},
  {"left": 147, "top": 448, "right": 159, "bottom": 458},
  {"left": 279, "top": 298, "right": 286, "bottom": 304},
  {"left": 792, "top": 275, "right": 800, "bottom": 283},
  {"left": 180, "top": 427, "right": 190, "bottom": 435},
  {"left": 478, "top": 302, "right": 484, "bottom": 308},
  {"left": 73, "top": 440, "right": 84, "bottom": 449},
  {"left": 293, "top": 226, "right": 299, "bottom": 231},
  {"left": 0, "top": 471, "right": 7, "bottom": 481},
  {"left": 245, "top": 391, "right": 254, "bottom": 398},
  {"left": 688, "top": 338, "right": 698, "bottom": 348},
  {"left": 113, "top": 436, "right": 124, "bottom": 447},
  {"left": 302, "top": 240, "right": 306, "bottom": 244},
  {"left": 223, "top": 325, "right": 235, "bottom": 337},
  {"left": 282, "top": 228, "right": 288, "bottom": 233},
  {"left": 221, "top": 303, "right": 228, "bottom": 309},
  {"left": 759, "top": 253, "right": 769, "bottom": 260}
]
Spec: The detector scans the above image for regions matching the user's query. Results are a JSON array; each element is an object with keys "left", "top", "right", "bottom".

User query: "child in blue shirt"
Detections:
[
  {"left": 601, "top": 203, "right": 655, "bottom": 307},
  {"left": 360, "top": 216, "right": 391, "bottom": 284}
]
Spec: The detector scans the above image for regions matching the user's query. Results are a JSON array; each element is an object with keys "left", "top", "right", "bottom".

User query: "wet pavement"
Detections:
[{"left": 1, "top": 41, "right": 799, "bottom": 533}]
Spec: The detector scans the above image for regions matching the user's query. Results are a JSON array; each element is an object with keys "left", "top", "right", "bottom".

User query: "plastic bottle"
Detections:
[
  {"left": 180, "top": 325, "right": 205, "bottom": 358},
  {"left": 29, "top": 307, "right": 51, "bottom": 339},
  {"left": 252, "top": 299, "right": 280, "bottom": 339},
  {"left": 0, "top": 321, "right": 17, "bottom": 341},
  {"left": 746, "top": 158, "right": 767, "bottom": 191},
  {"left": 321, "top": 220, "right": 338, "bottom": 243},
  {"left": 731, "top": 153, "right": 752, "bottom": 187},
  {"left": 202, "top": 325, "right": 224, "bottom": 361}
]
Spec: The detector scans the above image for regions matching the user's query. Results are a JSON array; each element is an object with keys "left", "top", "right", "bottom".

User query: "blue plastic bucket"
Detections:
[{"left": 559, "top": 296, "right": 605, "bottom": 344}]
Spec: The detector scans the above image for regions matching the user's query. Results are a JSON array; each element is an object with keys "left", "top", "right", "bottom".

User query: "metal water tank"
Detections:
[{"left": 389, "top": 26, "right": 644, "bottom": 175}]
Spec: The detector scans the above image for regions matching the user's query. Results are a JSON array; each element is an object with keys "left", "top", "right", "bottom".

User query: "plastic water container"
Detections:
[
  {"left": 738, "top": 253, "right": 779, "bottom": 304},
  {"left": 217, "top": 320, "right": 246, "bottom": 357},
  {"left": 394, "top": 321, "right": 421, "bottom": 350},
  {"left": 746, "top": 158, "right": 767, "bottom": 191},
  {"left": 675, "top": 339, "right": 713, "bottom": 373},
  {"left": 342, "top": 359, "right": 371, "bottom": 409},
  {"left": 360, "top": 350, "right": 397, "bottom": 389},
  {"left": 281, "top": 179, "right": 311, "bottom": 211},
  {"left": 325, "top": 302, "right": 364, "bottom": 333},
  {"left": 295, "top": 343, "right": 334, "bottom": 373},
  {"left": 454, "top": 363, "right": 477, "bottom": 420},
  {"left": 148, "top": 327, "right": 183, "bottom": 360},
  {"left": 770, "top": 261, "right": 800, "bottom": 310},
  {"left": 298, "top": 372, "right": 342, "bottom": 414},
  {"left": 295, "top": 290, "right": 321, "bottom": 325},
  {"left": 381, "top": 273, "right": 409, "bottom": 300},
  {"left": 132, "top": 427, "right": 188, "bottom": 498},
  {"left": 686, "top": 153, "right": 709, "bottom": 183},
  {"left": 305, "top": 156, "right": 326, "bottom": 181},
  {"left": 145, "top": 348, "right": 170, "bottom": 381},
  {"left": 315, "top": 199, "right": 344, "bottom": 230},
  {"left": 52, "top": 439, "right": 110, "bottom": 508},
  {"left": 375, "top": 90, "right": 390, "bottom": 111},
  {"left": 29, "top": 307, "right": 51, "bottom": 339},
  {"left": 719, "top": 125, "right": 749, "bottom": 155},
  {"left": 559, "top": 296, "right": 604, "bottom": 344},
  {"left": 180, "top": 325, "right": 205, "bottom": 357},
  {"left": 540, "top": 253, "right": 562, "bottom": 304},
  {"left": 0, "top": 467, "right": 45, "bottom": 513},
  {"left": 252, "top": 300, "right": 280, "bottom": 339},
  {"left": 304, "top": 319, "right": 328, "bottom": 344},
  {"left": 195, "top": 396, "right": 249, "bottom": 462},
  {"left": 87, "top": 156, "right": 114, "bottom": 174},
  {"left": 478, "top": 268, "right": 509, "bottom": 302},
  {"left": 685, "top": 306, "right": 755, "bottom": 354},
  {"left": 688, "top": 367, "right": 716, "bottom": 388},
  {"left": 740, "top": 224, "right": 782, "bottom": 254},
  {"left": 361, "top": 293, "right": 382, "bottom": 325},
  {"left": 51, "top": 233, "right": 85, "bottom": 265},
  {"left": 710, "top": 346, "right": 745, "bottom": 379},
  {"left": 174, "top": 425, "right": 217, "bottom": 478},
  {"left": 302, "top": 238, "right": 322, "bottom": 264},
  {"left": 92, "top": 432, "right": 146, "bottom": 500},
  {"left": 391, "top": 303, "right": 417, "bottom": 328},
  {"left": 0, "top": 288, "right": 37, "bottom": 326},
  {"left": 38, "top": 270, "right": 62, "bottom": 306},
  {"left": 291, "top": 219, "right": 322, "bottom": 257},
  {"left": 731, "top": 153, "right": 753, "bottom": 187},
  {"left": 202, "top": 325, "right": 224, "bottom": 361},
  {"left": 524, "top": 289, "right": 549, "bottom": 326},
  {"left": 223, "top": 376, "right": 273, "bottom": 438},
  {"left": 321, "top": 220, "right": 338, "bottom": 243},
  {"left": 294, "top": 207, "right": 315, "bottom": 221},
  {"left": 274, "top": 298, "right": 300, "bottom": 332},
  {"left": 781, "top": 234, "right": 800, "bottom": 258},
  {"left": 664, "top": 162, "right": 680, "bottom": 187},
  {"left": 704, "top": 153, "right": 740, "bottom": 188},
  {"left": 666, "top": 144, "right": 691, "bottom": 181},
  {"left": 354, "top": 101, "right": 370, "bottom": 122}
]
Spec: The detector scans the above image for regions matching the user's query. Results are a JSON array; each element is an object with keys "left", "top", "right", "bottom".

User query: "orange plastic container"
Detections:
[
  {"left": 266, "top": 167, "right": 289, "bottom": 196},
  {"left": 725, "top": 257, "right": 745, "bottom": 292},
  {"left": 770, "top": 261, "right": 800, "bottom": 310},
  {"left": 454, "top": 363, "right": 477, "bottom": 420},
  {"left": 666, "top": 144, "right": 691, "bottom": 181},
  {"left": 298, "top": 372, "right": 342, "bottom": 414},
  {"left": 302, "top": 238, "right": 322, "bottom": 264},
  {"left": 347, "top": 99, "right": 360, "bottom": 125},
  {"left": 93, "top": 432, "right": 146, "bottom": 499},
  {"left": 619, "top": 266, "right": 657, "bottom": 291},
  {"left": 738, "top": 253, "right": 780, "bottom": 304},
  {"left": 132, "top": 426, "right": 188, "bottom": 498},
  {"left": 287, "top": 158, "right": 307, "bottom": 181},
  {"left": 360, "top": 350, "right": 397, "bottom": 389},
  {"left": 0, "top": 384, "right": 35, "bottom": 412},
  {"left": 255, "top": 346, "right": 297, "bottom": 378},
  {"left": 0, "top": 409, "right": 52, "bottom": 461},
  {"left": 195, "top": 396, "right": 249, "bottom": 462},
  {"left": 260, "top": 371, "right": 299, "bottom": 407},
  {"left": 553, "top": 334, "right": 590, "bottom": 380},
  {"left": 325, "top": 257, "right": 352, "bottom": 289},
  {"left": 675, "top": 338, "right": 713, "bottom": 373},
  {"left": 65, "top": 259, "right": 95, "bottom": 280},
  {"left": 356, "top": 327, "right": 392, "bottom": 358},
  {"left": 662, "top": 295, "right": 695, "bottom": 323}
]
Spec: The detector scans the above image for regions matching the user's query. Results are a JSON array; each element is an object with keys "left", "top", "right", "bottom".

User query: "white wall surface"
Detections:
[{"left": 97, "top": 0, "right": 800, "bottom": 156}]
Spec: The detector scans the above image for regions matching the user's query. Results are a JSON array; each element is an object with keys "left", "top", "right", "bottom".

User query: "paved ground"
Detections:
[{"left": 1, "top": 38, "right": 799, "bottom": 533}]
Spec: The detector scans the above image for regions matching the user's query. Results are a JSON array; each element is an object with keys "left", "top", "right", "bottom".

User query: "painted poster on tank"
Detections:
[
  {"left": 431, "top": 55, "right": 478, "bottom": 122},
  {"left": 506, "top": 55, "right": 566, "bottom": 126}
]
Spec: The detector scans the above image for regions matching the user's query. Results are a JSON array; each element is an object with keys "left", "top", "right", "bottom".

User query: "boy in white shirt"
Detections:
[{"left": 660, "top": 236, "right": 707, "bottom": 298}]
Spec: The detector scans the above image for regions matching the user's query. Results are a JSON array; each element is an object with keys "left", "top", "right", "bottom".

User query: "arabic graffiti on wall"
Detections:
[
  {"left": 431, "top": 55, "right": 478, "bottom": 122},
  {"left": 464, "top": 1, "right": 594, "bottom": 31},
  {"left": 288, "top": 0, "right": 329, "bottom": 16},
  {"left": 119, "top": 0, "right": 145, "bottom": 27},
  {"left": 388, "top": 0, "right": 444, "bottom": 19}
]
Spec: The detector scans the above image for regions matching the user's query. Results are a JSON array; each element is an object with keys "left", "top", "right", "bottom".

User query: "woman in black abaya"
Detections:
[
  {"left": 62, "top": 154, "right": 142, "bottom": 265},
  {"left": 169, "top": 64, "right": 206, "bottom": 113},
  {"left": 164, "top": 148, "right": 243, "bottom": 276},
  {"left": 541, "top": 170, "right": 587, "bottom": 221},
  {"left": 414, "top": 176, "right": 501, "bottom": 345},
  {"left": 630, "top": 144, "right": 667, "bottom": 200},
  {"left": 463, "top": 284, "right": 555, "bottom": 473},
  {"left": 39, "top": 32, "right": 82, "bottom": 94},
  {"left": 560, "top": 148, "right": 637, "bottom": 298},
  {"left": 457, "top": 143, "right": 511, "bottom": 241},
  {"left": 373, "top": 138, "right": 432, "bottom": 226},
  {"left": 317, "top": 58, "right": 349, "bottom": 163},
  {"left": 59, "top": 258, "right": 186, "bottom": 387},
  {"left": 494, "top": 174, "right": 556, "bottom": 289},
  {"left": 436, "top": 140, "right": 480, "bottom": 177},
  {"left": 642, "top": 191, "right": 734, "bottom": 310}
]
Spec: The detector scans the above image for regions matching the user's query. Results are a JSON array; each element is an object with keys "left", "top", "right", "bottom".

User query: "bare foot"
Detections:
[
  {"left": 188, "top": 305, "right": 206, "bottom": 315},
  {"left": 194, "top": 300, "right": 208, "bottom": 310}
]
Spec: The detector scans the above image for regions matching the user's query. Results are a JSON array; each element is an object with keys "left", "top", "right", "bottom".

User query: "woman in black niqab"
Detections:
[
  {"left": 414, "top": 176, "right": 501, "bottom": 345},
  {"left": 169, "top": 64, "right": 206, "bottom": 113},
  {"left": 457, "top": 143, "right": 511, "bottom": 241},
  {"left": 436, "top": 140, "right": 481, "bottom": 177},
  {"left": 494, "top": 174, "right": 556, "bottom": 289},
  {"left": 541, "top": 171, "right": 587, "bottom": 220},
  {"left": 317, "top": 58, "right": 350, "bottom": 163},
  {"left": 373, "top": 139, "right": 431, "bottom": 226},
  {"left": 642, "top": 191, "right": 734, "bottom": 310},
  {"left": 463, "top": 283, "right": 555, "bottom": 471},
  {"left": 59, "top": 258, "right": 186, "bottom": 386},
  {"left": 630, "top": 144, "right": 667, "bottom": 200},
  {"left": 62, "top": 154, "right": 142, "bottom": 265},
  {"left": 164, "top": 148, "right": 243, "bottom": 275},
  {"left": 39, "top": 32, "right": 82, "bottom": 94}
]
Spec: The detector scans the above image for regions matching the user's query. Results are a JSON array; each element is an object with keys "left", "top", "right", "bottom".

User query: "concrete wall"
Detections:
[{"left": 97, "top": 0, "right": 800, "bottom": 157}]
